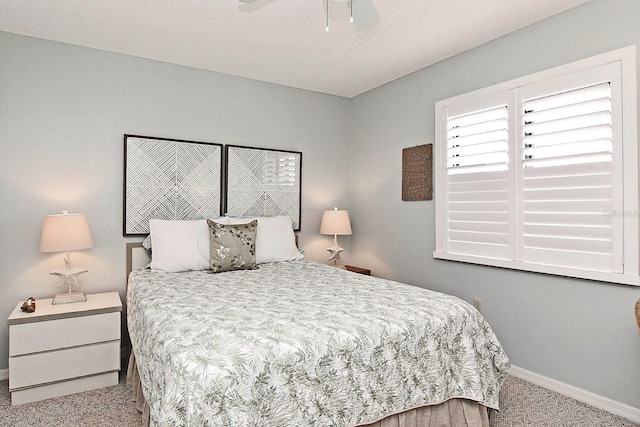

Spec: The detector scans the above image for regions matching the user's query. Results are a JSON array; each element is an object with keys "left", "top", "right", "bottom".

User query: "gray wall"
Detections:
[
  {"left": 3, "top": 0, "right": 640, "bottom": 411},
  {"left": 0, "top": 31, "right": 351, "bottom": 369},
  {"left": 348, "top": 0, "right": 640, "bottom": 408}
]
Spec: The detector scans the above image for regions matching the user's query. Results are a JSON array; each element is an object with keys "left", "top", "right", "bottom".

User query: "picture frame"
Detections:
[
  {"left": 123, "top": 134, "right": 223, "bottom": 236},
  {"left": 225, "top": 145, "right": 302, "bottom": 230}
]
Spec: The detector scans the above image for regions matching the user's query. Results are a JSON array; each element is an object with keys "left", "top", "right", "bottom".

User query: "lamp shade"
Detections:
[
  {"left": 40, "top": 212, "right": 94, "bottom": 253},
  {"left": 320, "top": 208, "right": 352, "bottom": 236}
]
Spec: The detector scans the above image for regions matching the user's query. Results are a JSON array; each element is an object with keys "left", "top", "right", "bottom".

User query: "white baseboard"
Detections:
[
  {"left": 510, "top": 365, "right": 640, "bottom": 423},
  {"left": 0, "top": 368, "right": 8, "bottom": 381}
]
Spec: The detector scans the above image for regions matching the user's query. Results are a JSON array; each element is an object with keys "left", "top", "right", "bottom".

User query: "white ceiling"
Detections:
[{"left": 0, "top": 0, "right": 591, "bottom": 98}]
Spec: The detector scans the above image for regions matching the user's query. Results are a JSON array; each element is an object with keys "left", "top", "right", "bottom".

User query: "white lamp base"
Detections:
[
  {"left": 52, "top": 291, "right": 87, "bottom": 305},
  {"left": 327, "top": 235, "right": 344, "bottom": 264},
  {"left": 50, "top": 254, "right": 88, "bottom": 304}
]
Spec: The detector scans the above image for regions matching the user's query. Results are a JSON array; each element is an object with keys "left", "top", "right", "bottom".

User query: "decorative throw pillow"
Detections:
[
  {"left": 223, "top": 215, "right": 304, "bottom": 264},
  {"left": 207, "top": 219, "right": 258, "bottom": 273}
]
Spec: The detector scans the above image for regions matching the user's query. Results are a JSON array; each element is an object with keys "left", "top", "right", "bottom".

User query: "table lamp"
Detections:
[
  {"left": 40, "top": 210, "right": 94, "bottom": 304},
  {"left": 320, "top": 207, "right": 352, "bottom": 264}
]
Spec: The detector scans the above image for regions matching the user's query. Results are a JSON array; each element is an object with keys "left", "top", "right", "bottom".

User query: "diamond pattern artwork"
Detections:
[
  {"left": 226, "top": 146, "right": 302, "bottom": 230},
  {"left": 124, "top": 135, "right": 222, "bottom": 235}
]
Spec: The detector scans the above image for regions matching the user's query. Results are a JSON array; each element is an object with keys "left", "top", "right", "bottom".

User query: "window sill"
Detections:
[{"left": 433, "top": 251, "right": 640, "bottom": 286}]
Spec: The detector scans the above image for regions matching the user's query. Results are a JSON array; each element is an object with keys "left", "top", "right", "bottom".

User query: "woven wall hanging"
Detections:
[{"left": 402, "top": 144, "right": 432, "bottom": 201}]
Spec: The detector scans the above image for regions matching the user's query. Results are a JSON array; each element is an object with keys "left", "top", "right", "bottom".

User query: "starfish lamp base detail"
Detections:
[
  {"left": 52, "top": 291, "right": 87, "bottom": 305},
  {"left": 327, "top": 235, "right": 344, "bottom": 265},
  {"left": 50, "top": 254, "right": 88, "bottom": 304}
]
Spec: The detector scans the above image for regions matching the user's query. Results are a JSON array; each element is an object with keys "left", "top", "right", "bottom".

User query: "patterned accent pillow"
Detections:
[{"left": 207, "top": 219, "right": 257, "bottom": 273}]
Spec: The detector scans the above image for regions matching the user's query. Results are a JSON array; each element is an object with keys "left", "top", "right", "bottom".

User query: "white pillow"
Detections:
[
  {"left": 224, "top": 215, "right": 304, "bottom": 263},
  {"left": 149, "top": 219, "right": 210, "bottom": 272}
]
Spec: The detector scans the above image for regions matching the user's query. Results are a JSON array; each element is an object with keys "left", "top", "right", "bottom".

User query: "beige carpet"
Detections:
[
  {"left": 0, "top": 373, "right": 638, "bottom": 427},
  {"left": 0, "top": 371, "right": 141, "bottom": 427},
  {"left": 491, "top": 376, "right": 639, "bottom": 427}
]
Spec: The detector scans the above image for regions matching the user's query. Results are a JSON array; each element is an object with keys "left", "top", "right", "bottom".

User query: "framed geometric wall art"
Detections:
[
  {"left": 123, "top": 134, "right": 223, "bottom": 236},
  {"left": 225, "top": 145, "right": 302, "bottom": 230},
  {"left": 402, "top": 143, "right": 433, "bottom": 201}
]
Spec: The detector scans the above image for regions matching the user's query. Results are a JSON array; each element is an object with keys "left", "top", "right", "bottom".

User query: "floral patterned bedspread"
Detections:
[{"left": 127, "top": 260, "right": 509, "bottom": 426}]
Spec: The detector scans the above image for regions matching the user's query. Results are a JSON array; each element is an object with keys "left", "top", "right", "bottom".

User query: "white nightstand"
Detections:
[{"left": 7, "top": 292, "right": 122, "bottom": 405}]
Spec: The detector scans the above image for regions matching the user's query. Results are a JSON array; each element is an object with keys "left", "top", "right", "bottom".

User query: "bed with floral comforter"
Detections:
[{"left": 127, "top": 259, "right": 509, "bottom": 426}]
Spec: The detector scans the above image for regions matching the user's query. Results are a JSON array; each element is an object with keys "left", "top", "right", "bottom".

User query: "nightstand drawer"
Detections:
[
  {"left": 9, "top": 340, "right": 120, "bottom": 390},
  {"left": 9, "top": 311, "right": 120, "bottom": 357}
]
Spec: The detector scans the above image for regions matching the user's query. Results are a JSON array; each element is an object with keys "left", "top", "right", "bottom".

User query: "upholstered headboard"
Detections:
[
  {"left": 126, "top": 242, "right": 150, "bottom": 282},
  {"left": 125, "top": 233, "right": 299, "bottom": 282}
]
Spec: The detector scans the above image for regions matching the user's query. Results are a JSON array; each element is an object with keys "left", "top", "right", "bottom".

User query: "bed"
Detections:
[{"left": 126, "top": 216, "right": 510, "bottom": 426}]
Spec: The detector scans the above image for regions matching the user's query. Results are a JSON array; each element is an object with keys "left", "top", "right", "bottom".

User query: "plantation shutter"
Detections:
[
  {"left": 520, "top": 76, "right": 622, "bottom": 272},
  {"left": 436, "top": 49, "right": 636, "bottom": 283},
  {"left": 445, "top": 105, "right": 511, "bottom": 259}
]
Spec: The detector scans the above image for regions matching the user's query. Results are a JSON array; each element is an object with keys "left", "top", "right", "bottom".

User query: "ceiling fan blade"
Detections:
[
  {"left": 238, "top": 0, "right": 278, "bottom": 12},
  {"left": 353, "top": 0, "right": 379, "bottom": 29}
]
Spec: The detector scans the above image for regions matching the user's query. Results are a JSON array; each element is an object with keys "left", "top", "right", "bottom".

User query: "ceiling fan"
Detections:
[{"left": 238, "top": 0, "right": 379, "bottom": 31}]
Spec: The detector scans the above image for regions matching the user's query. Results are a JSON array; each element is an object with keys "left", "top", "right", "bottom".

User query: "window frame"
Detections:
[{"left": 433, "top": 46, "right": 639, "bottom": 286}]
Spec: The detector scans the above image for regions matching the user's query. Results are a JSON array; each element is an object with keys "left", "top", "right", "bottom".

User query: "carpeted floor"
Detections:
[
  {"left": 0, "top": 373, "right": 638, "bottom": 427},
  {"left": 0, "top": 371, "right": 141, "bottom": 427},
  {"left": 491, "top": 376, "right": 639, "bottom": 427}
]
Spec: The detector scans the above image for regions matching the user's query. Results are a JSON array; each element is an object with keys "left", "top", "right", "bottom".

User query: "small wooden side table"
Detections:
[{"left": 344, "top": 265, "right": 371, "bottom": 276}]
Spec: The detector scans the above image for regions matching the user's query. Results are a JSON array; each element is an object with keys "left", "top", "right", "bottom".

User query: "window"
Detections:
[{"left": 434, "top": 47, "right": 639, "bottom": 285}]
